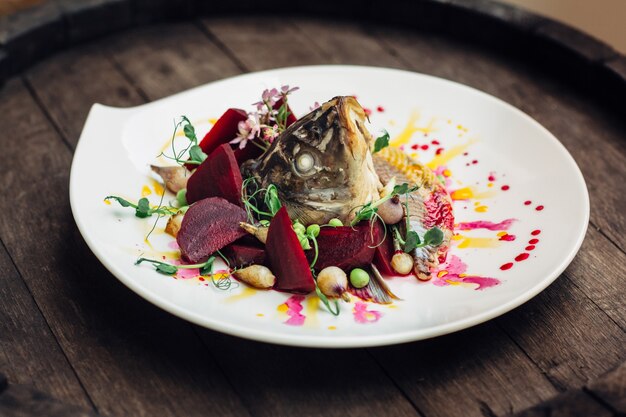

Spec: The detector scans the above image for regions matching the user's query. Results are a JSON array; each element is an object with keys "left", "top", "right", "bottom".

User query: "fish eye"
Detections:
[{"left": 295, "top": 152, "right": 315, "bottom": 174}]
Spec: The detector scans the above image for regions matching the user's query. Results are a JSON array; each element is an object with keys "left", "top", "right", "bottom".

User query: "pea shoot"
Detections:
[
  {"left": 350, "top": 183, "right": 419, "bottom": 226},
  {"left": 104, "top": 196, "right": 178, "bottom": 218},
  {"left": 373, "top": 130, "right": 390, "bottom": 153},
  {"left": 158, "top": 116, "right": 208, "bottom": 167}
]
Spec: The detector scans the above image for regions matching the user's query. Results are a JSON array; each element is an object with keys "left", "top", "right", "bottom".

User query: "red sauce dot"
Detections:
[
  {"left": 463, "top": 152, "right": 469, "bottom": 156},
  {"left": 526, "top": 245, "right": 536, "bottom": 251},
  {"left": 501, "top": 185, "right": 510, "bottom": 191},
  {"left": 411, "top": 144, "right": 419, "bottom": 150},
  {"left": 436, "top": 147, "right": 444, "bottom": 155},
  {"left": 515, "top": 253, "right": 530, "bottom": 262},
  {"left": 499, "top": 234, "right": 516, "bottom": 241},
  {"left": 420, "top": 144, "right": 429, "bottom": 150},
  {"left": 199, "top": 277, "right": 205, "bottom": 281},
  {"left": 528, "top": 238, "right": 539, "bottom": 244},
  {"left": 524, "top": 200, "right": 532, "bottom": 205},
  {"left": 531, "top": 230, "right": 541, "bottom": 236},
  {"left": 363, "top": 108, "right": 372, "bottom": 116},
  {"left": 376, "top": 106, "right": 384, "bottom": 112},
  {"left": 536, "top": 205, "right": 544, "bottom": 211},
  {"left": 500, "top": 263, "right": 514, "bottom": 270},
  {"left": 432, "top": 140, "right": 440, "bottom": 145},
  {"left": 488, "top": 175, "right": 496, "bottom": 182},
  {"left": 472, "top": 160, "right": 478, "bottom": 164}
]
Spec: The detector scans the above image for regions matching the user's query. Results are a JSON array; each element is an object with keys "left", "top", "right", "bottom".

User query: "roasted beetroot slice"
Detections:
[
  {"left": 307, "top": 222, "right": 382, "bottom": 271},
  {"left": 186, "top": 144, "right": 243, "bottom": 206},
  {"left": 373, "top": 230, "right": 396, "bottom": 276},
  {"left": 177, "top": 197, "right": 247, "bottom": 263},
  {"left": 198, "top": 108, "right": 247, "bottom": 155},
  {"left": 223, "top": 244, "right": 266, "bottom": 268},
  {"left": 266, "top": 207, "right": 315, "bottom": 294}
]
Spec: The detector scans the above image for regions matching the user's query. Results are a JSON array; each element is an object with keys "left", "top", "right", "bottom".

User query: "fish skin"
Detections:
[
  {"left": 243, "top": 96, "right": 381, "bottom": 225},
  {"left": 373, "top": 147, "right": 454, "bottom": 280}
]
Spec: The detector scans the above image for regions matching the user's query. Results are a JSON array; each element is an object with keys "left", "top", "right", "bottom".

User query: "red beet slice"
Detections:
[
  {"left": 198, "top": 108, "right": 247, "bottom": 156},
  {"left": 223, "top": 243, "right": 266, "bottom": 268},
  {"left": 186, "top": 144, "right": 243, "bottom": 206},
  {"left": 373, "top": 230, "right": 395, "bottom": 276},
  {"left": 177, "top": 197, "right": 247, "bottom": 263},
  {"left": 266, "top": 207, "right": 315, "bottom": 294},
  {"left": 307, "top": 222, "right": 382, "bottom": 271}
]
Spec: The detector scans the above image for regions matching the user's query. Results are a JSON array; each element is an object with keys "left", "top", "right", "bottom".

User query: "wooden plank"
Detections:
[
  {"left": 203, "top": 16, "right": 560, "bottom": 417},
  {"left": 0, "top": 383, "right": 99, "bottom": 417},
  {"left": 374, "top": 27, "right": 626, "bottom": 252},
  {"left": 197, "top": 331, "right": 420, "bottom": 417},
  {"left": 0, "top": 78, "right": 250, "bottom": 417},
  {"left": 510, "top": 389, "right": 613, "bottom": 417},
  {"left": 564, "top": 226, "right": 626, "bottom": 330},
  {"left": 587, "top": 361, "right": 626, "bottom": 415},
  {"left": 498, "top": 276, "right": 626, "bottom": 390},
  {"left": 103, "top": 19, "right": 421, "bottom": 417},
  {"left": 0, "top": 241, "right": 93, "bottom": 408},
  {"left": 103, "top": 22, "right": 241, "bottom": 100},
  {"left": 24, "top": 41, "right": 145, "bottom": 148},
  {"left": 371, "top": 323, "right": 557, "bottom": 417},
  {"left": 201, "top": 16, "right": 328, "bottom": 71}
]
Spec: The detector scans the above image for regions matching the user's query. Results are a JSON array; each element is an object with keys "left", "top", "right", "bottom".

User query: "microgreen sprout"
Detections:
[
  {"left": 135, "top": 256, "right": 216, "bottom": 276},
  {"left": 241, "top": 178, "right": 282, "bottom": 223},
  {"left": 157, "top": 116, "right": 207, "bottom": 167},
  {"left": 373, "top": 130, "right": 390, "bottom": 153},
  {"left": 312, "top": 270, "right": 340, "bottom": 316},
  {"left": 104, "top": 196, "right": 178, "bottom": 218}
]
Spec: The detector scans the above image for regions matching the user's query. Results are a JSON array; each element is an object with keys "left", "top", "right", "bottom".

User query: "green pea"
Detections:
[
  {"left": 328, "top": 218, "right": 343, "bottom": 227},
  {"left": 176, "top": 189, "right": 188, "bottom": 207},
  {"left": 350, "top": 268, "right": 370, "bottom": 288},
  {"left": 299, "top": 236, "right": 311, "bottom": 250},
  {"left": 306, "top": 224, "right": 320, "bottom": 238}
]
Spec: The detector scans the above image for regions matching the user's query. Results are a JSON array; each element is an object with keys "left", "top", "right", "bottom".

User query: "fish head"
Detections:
[{"left": 246, "top": 96, "right": 381, "bottom": 224}]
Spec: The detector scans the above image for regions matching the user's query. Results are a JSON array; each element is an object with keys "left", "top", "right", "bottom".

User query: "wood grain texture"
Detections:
[
  {"left": 587, "top": 361, "right": 626, "bottom": 414},
  {"left": 103, "top": 22, "right": 240, "bottom": 100},
  {"left": 498, "top": 276, "right": 625, "bottom": 391},
  {"left": 198, "top": 331, "right": 420, "bottom": 417},
  {"left": 509, "top": 389, "right": 613, "bottom": 417},
  {"left": 24, "top": 41, "right": 144, "bottom": 147},
  {"left": 0, "top": 241, "right": 93, "bottom": 408},
  {"left": 0, "top": 78, "right": 249, "bottom": 417},
  {"left": 0, "top": 383, "right": 99, "bottom": 417},
  {"left": 201, "top": 16, "right": 328, "bottom": 71}
]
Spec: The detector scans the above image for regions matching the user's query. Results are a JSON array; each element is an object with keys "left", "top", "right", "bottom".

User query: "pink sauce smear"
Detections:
[
  {"left": 456, "top": 219, "right": 517, "bottom": 231},
  {"left": 434, "top": 255, "right": 500, "bottom": 290},
  {"left": 353, "top": 302, "right": 382, "bottom": 324},
  {"left": 284, "top": 295, "right": 306, "bottom": 326}
]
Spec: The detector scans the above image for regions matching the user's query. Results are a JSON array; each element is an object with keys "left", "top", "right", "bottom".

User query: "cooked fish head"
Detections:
[{"left": 245, "top": 96, "right": 381, "bottom": 225}]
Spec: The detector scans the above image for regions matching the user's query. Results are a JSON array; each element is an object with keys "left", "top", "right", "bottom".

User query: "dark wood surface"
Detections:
[{"left": 0, "top": 9, "right": 625, "bottom": 417}]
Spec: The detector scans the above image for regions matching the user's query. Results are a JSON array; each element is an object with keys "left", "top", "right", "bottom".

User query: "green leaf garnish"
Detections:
[
  {"left": 135, "top": 256, "right": 217, "bottom": 276},
  {"left": 104, "top": 196, "right": 177, "bottom": 218},
  {"left": 188, "top": 145, "right": 207, "bottom": 164},
  {"left": 403, "top": 231, "right": 421, "bottom": 253},
  {"left": 423, "top": 227, "right": 444, "bottom": 246},
  {"left": 264, "top": 184, "right": 282, "bottom": 216},
  {"left": 373, "top": 131, "right": 390, "bottom": 153}
]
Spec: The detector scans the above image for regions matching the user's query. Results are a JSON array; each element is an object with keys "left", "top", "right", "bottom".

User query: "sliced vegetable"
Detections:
[
  {"left": 186, "top": 144, "right": 243, "bottom": 206},
  {"left": 372, "top": 230, "right": 395, "bottom": 275},
  {"left": 306, "top": 222, "right": 382, "bottom": 271},
  {"left": 177, "top": 197, "right": 247, "bottom": 263},
  {"left": 223, "top": 243, "right": 266, "bottom": 268},
  {"left": 265, "top": 207, "right": 315, "bottom": 294},
  {"left": 197, "top": 108, "right": 248, "bottom": 157}
]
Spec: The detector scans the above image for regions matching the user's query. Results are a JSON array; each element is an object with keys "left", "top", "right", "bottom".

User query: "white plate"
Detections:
[{"left": 70, "top": 65, "right": 589, "bottom": 348}]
